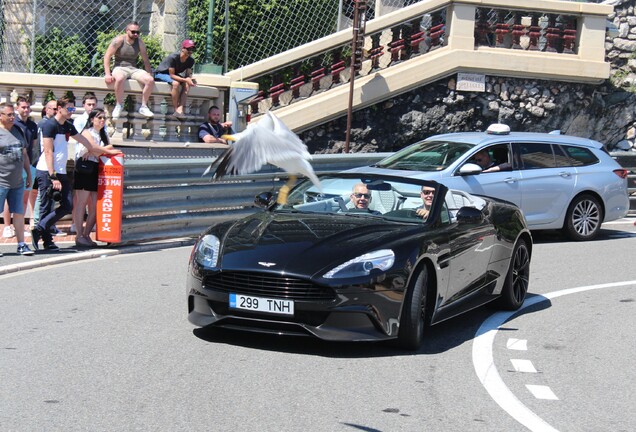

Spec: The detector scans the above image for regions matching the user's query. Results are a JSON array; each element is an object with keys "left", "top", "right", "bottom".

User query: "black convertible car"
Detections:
[{"left": 187, "top": 173, "right": 532, "bottom": 349}]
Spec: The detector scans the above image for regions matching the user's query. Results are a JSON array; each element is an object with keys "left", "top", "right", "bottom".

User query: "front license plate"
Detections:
[{"left": 229, "top": 293, "right": 294, "bottom": 315}]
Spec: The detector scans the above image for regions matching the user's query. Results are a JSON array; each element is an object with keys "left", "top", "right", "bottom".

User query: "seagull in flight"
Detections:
[{"left": 203, "top": 111, "right": 322, "bottom": 204}]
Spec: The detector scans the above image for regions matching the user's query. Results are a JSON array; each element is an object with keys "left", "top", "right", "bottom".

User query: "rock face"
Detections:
[{"left": 300, "top": 0, "right": 636, "bottom": 154}]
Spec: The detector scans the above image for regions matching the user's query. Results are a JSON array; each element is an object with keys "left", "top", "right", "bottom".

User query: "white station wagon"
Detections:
[{"left": 351, "top": 124, "right": 629, "bottom": 240}]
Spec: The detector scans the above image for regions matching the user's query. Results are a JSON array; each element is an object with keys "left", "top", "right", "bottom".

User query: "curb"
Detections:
[{"left": 0, "top": 237, "right": 195, "bottom": 276}]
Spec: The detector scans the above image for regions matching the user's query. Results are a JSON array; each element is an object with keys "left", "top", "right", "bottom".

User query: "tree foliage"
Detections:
[
  {"left": 187, "top": 0, "right": 338, "bottom": 71},
  {"left": 32, "top": 27, "right": 90, "bottom": 75}
]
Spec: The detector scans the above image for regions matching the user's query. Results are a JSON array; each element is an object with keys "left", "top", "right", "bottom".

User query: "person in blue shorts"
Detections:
[
  {"left": 154, "top": 40, "right": 197, "bottom": 117},
  {"left": 0, "top": 102, "right": 34, "bottom": 256}
]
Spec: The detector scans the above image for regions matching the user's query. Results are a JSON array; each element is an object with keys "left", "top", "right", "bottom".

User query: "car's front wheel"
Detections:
[
  {"left": 497, "top": 239, "right": 530, "bottom": 310},
  {"left": 563, "top": 194, "right": 602, "bottom": 241},
  {"left": 396, "top": 268, "right": 428, "bottom": 350}
]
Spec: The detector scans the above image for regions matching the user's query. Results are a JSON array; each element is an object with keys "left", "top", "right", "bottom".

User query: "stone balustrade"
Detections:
[{"left": 0, "top": 72, "right": 232, "bottom": 145}]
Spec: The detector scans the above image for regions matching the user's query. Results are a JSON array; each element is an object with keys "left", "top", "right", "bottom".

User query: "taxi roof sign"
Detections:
[{"left": 486, "top": 124, "right": 511, "bottom": 135}]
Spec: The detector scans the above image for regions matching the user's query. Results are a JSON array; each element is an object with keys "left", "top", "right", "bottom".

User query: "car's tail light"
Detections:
[{"left": 613, "top": 168, "right": 629, "bottom": 179}]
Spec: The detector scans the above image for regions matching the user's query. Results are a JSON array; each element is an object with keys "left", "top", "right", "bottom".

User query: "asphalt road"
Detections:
[{"left": 1, "top": 221, "right": 635, "bottom": 432}]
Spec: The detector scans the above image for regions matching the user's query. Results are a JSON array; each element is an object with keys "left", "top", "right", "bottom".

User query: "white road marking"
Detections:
[
  {"left": 526, "top": 385, "right": 559, "bottom": 400},
  {"left": 507, "top": 338, "right": 528, "bottom": 350},
  {"left": 510, "top": 359, "right": 537, "bottom": 373},
  {"left": 473, "top": 280, "right": 636, "bottom": 432}
]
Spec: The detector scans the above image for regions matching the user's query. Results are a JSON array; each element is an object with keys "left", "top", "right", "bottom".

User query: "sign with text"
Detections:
[
  {"left": 456, "top": 73, "right": 486, "bottom": 92},
  {"left": 96, "top": 154, "right": 124, "bottom": 243}
]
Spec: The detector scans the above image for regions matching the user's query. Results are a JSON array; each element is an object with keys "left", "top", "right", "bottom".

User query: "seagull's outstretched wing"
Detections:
[
  {"left": 202, "top": 120, "right": 274, "bottom": 178},
  {"left": 203, "top": 111, "right": 321, "bottom": 192}
]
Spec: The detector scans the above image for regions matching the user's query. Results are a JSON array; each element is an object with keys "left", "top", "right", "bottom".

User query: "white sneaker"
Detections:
[
  {"left": 138, "top": 105, "right": 154, "bottom": 117},
  {"left": 111, "top": 104, "right": 123, "bottom": 119},
  {"left": 2, "top": 226, "right": 15, "bottom": 238}
]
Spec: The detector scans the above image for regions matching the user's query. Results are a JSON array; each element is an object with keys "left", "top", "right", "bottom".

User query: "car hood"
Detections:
[{"left": 212, "top": 211, "right": 419, "bottom": 276}]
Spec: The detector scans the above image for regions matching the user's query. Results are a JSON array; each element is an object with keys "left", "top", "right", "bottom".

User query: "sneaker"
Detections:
[
  {"left": 111, "top": 104, "right": 123, "bottom": 119},
  {"left": 50, "top": 226, "right": 67, "bottom": 237},
  {"left": 31, "top": 227, "right": 42, "bottom": 251},
  {"left": 138, "top": 105, "right": 154, "bottom": 117},
  {"left": 17, "top": 244, "right": 35, "bottom": 256},
  {"left": 43, "top": 242, "right": 59, "bottom": 251},
  {"left": 2, "top": 225, "right": 15, "bottom": 238}
]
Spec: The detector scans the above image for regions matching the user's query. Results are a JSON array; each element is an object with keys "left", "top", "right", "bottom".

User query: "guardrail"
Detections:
[{"left": 117, "top": 149, "right": 388, "bottom": 244}]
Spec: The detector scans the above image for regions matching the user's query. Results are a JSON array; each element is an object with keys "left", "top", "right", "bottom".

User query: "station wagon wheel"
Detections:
[
  {"left": 497, "top": 239, "right": 530, "bottom": 311},
  {"left": 563, "top": 194, "right": 602, "bottom": 241},
  {"left": 396, "top": 268, "right": 428, "bottom": 350}
]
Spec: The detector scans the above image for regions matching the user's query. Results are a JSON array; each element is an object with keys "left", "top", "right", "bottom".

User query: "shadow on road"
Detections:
[
  {"left": 532, "top": 226, "right": 636, "bottom": 244},
  {"left": 192, "top": 294, "right": 552, "bottom": 358}
]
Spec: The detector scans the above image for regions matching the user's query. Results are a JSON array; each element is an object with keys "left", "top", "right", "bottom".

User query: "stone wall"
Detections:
[{"left": 300, "top": 0, "right": 636, "bottom": 154}]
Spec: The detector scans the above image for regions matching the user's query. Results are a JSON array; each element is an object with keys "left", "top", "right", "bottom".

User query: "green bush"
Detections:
[{"left": 31, "top": 27, "right": 90, "bottom": 76}]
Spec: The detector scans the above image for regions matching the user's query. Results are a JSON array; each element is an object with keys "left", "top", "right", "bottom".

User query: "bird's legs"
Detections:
[{"left": 277, "top": 175, "right": 297, "bottom": 205}]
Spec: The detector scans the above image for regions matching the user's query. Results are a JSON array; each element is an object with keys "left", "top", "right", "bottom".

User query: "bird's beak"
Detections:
[{"left": 221, "top": 134, "right": 235, "bottom": 142}]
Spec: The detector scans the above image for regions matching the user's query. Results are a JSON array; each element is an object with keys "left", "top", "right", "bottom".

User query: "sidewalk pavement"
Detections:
[{"left": 0, "top": 221, "right": 195, "bottom": 275}]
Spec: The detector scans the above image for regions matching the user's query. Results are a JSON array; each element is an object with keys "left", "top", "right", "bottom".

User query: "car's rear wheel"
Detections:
[
  {"left": 497, "top": 239, "right": 530, "bottom": 311},
  {"left": 396, "top": 268, "right": 428, "bottom": 350},
  {"left": 563, "top": 194, "right": 602, "bottom": 241}
]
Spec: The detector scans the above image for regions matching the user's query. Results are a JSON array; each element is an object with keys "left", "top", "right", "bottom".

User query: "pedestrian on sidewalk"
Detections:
[
  {"left": 32, "top": 97, "right": 120, "bottom": 252},
  {"left": 73, "top": 108, "right": 114, "bottom": 247},
  {"left": 0, "top": 102, "right": 34, "bottom": 256}
]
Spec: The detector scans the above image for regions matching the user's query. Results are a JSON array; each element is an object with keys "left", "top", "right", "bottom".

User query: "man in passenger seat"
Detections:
[{"left": 416, "top": 186, "right": 435, "bottom": 220}]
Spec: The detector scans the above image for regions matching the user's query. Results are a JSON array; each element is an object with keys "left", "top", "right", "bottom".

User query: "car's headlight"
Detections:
[
  {"left": 194, "top": 234, "right": 221, "bottom": 268},
  {"left": 323, "top": 249, "right": 395, "bottom": 279}
]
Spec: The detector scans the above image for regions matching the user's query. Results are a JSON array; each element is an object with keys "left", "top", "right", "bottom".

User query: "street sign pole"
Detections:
[{"left": 344, "top": 0, "right": 367, "bottom": 153}]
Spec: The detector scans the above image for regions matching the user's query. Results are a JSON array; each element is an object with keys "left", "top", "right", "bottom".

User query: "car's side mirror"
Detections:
[
  {"left": 254, "top": 192, "right": 274, "bottom": 208},
  {"left": 456, "top": 207, "right": 483, "bottom": 224},
  {"left": 458, "top": 163, "right": 483, "bottom": 176}
]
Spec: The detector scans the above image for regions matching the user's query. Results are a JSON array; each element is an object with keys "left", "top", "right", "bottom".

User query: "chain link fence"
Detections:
[
  {"left": 0, "top": 0, "right": 187, "bottom": 76},
  {"left": 1, "top": 0, "right": 603, "bottom": 77},
  {"left": 188, "top": 0, "right": 417, "bottom": 73}
]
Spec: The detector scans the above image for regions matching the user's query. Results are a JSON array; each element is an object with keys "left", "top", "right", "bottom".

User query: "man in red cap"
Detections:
[{"left": 154, "top": 40, "right": 198, "bottom": 117}]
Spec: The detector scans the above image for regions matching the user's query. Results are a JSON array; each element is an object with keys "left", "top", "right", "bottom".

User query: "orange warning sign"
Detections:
[{"left": 96, "top": 153, "right": 125, "bottom": 243}]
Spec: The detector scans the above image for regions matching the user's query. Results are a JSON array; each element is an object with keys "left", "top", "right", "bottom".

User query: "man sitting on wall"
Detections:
[
  {"left": 154, "top": 40, "right": 198, "bottom": 118},
  {"left": 103, "top": 21, "right": 155, "bottom": 119}
]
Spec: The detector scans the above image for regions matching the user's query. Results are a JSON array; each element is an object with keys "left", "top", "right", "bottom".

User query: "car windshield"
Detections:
[
  {"left": 273, "top": 175, "right": 442, "bottom": 224},
  {"left": 375, "top": 140, "right": 475, "bottom": 171}
]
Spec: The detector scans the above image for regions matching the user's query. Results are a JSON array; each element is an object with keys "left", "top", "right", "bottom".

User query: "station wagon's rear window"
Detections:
[{"left": 560, "top": 145, "right": 599, "bottom": 166}]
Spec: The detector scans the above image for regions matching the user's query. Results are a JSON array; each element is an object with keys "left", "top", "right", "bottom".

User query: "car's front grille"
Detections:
[{"left": 204, "top": 271, "right": 336, "bottom": 301}]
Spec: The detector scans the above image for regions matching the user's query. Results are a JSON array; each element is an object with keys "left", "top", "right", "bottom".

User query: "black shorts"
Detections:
[{"left": 73, "top": 161, "right": 99, "bottom": 192}]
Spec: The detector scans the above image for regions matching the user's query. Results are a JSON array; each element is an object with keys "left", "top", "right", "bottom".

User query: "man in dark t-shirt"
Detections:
[
  {"left": 198, "top": 106, "right": 233, "bottom": 144},
  {"left": 154, "top": 39, "right": 197, "bottom": 117}
]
